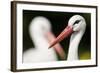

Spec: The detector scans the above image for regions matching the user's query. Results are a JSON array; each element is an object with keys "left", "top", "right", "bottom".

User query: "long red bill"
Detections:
[
  {"left": 48, "top": 25, "right": 73, "bottom": 48},
  {"left": 46, "top": 32, "right": 66, "bottom": 60}
]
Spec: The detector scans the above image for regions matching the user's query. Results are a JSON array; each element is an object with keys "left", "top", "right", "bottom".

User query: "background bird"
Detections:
[{"left": 23, "top": 16, "right": 66, "bottom": 63}]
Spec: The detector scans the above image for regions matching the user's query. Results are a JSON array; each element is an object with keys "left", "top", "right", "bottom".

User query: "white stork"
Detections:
[{"left": 49, "top": 15, "right": 86, "bottom": 60}]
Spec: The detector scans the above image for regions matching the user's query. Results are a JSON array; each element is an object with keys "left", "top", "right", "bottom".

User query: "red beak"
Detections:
[
  {"left": 49, "top": 25, "right": 73, "bottom": 48},
  {"left": 46, "top": 31, "right": 66, "bottom": 60}
]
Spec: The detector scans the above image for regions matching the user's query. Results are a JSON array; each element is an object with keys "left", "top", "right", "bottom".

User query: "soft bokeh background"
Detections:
[{"left": 23, "top": 10, "right": 91, "bottom": 60}]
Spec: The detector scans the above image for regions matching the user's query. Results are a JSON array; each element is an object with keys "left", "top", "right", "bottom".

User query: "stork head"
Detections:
[
  {"left": 49, "top": 15, "right": 86, "bottom": 48},
  {"left": 68, "top": 15, "right": 86, "bottom": 32},
  {"left": 29, "top": 16, "right": 51, "bottom": 38}
]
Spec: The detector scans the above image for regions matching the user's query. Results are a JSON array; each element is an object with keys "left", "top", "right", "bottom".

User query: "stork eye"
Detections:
[{"left": 73, "top": 20, "right": 81, "bottom": 25}]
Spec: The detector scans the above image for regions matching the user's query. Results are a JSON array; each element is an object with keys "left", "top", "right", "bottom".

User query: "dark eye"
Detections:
[{"left": 73, "top": 20, "right": 81, "bottom": 25}]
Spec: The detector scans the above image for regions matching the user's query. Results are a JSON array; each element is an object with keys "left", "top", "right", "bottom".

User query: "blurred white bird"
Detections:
[
  {"left": 49, "top": 15, "right": 86, "bottom": 61},
  {"left": 23, "top": 16, "right": 66, "bottom": 63}
]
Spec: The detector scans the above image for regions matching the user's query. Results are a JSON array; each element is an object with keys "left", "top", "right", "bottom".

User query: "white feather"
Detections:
[{"left": 23, "top": 16, "right": 57, "bottom": 63}]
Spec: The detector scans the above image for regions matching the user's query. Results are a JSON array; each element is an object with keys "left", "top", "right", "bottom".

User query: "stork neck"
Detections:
[
  {"left": 31, "top": 34, "right": 49, "bottom": 50},
  {"left": 67, "top": 31, "right": 84, "bottom": 60}
]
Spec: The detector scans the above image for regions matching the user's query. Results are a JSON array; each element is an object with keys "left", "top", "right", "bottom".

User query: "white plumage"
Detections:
[
  {"left": 67, "top": 15, "right": 86, "bottom": 60},
  {"left": 23, "top": 16, "right": 58, "bottom": 63}
]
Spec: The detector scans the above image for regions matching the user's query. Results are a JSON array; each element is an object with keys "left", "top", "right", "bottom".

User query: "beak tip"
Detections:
[
  {"left": 48, "top": 46, "right": 51, "bottom": 49},
  {"left": 48, "top": 44, "right": 53, "bottom": 49}
]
